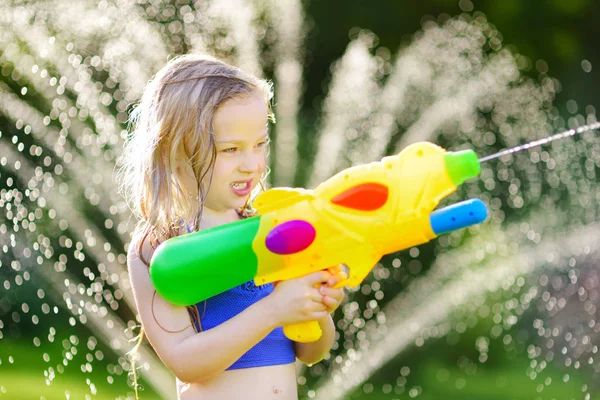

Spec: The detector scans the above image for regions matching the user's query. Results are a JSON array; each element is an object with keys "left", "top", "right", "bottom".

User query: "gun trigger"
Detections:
[
  {"left": 331, "top": 264, "right": 351, "bottom": 289},
  {"left": 340, "top": 263, "right": 350, "bottom": 278}
]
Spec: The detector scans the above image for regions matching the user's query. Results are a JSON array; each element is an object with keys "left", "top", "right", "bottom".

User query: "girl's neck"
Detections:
[{"left": 197, "top": 207, "right": 243, "bottom": 230}]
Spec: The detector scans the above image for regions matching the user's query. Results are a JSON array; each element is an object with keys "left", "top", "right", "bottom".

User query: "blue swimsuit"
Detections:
[
  {"left": 192, "top": 280, "right": 296, "bottom": 370},
  {"left": 184, "top": 216, "right": 295, "bottom": 370}
]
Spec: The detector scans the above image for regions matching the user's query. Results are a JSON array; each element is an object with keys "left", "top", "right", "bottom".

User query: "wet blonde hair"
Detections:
[
  {"left": 116, "top": 53, "right": 274, "bottom": 396},
  {"left": 120, "top": 53, "right": 273, "bottom": 244}
]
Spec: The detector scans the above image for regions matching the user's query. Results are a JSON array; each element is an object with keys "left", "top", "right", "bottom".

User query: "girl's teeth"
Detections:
[{"left": 232, "top": 182, "right": 248, "bottom": 189}]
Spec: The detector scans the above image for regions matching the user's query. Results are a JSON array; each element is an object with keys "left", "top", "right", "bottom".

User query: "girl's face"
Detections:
[{"left": 204, "top": 93, "right": 269, "bottom": 215}]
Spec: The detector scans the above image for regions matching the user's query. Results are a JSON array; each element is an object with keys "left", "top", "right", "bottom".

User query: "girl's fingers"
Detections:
[
  {"left": 327, "top": 271, "right": 347, "bottom": 286},
  {"left": 322, "top": 296, "right": 343, "bottom": 313},
  {"left": 312, "top": 310, "right": 329, "bottom": 320},
  {"left": 321, "top": 293, "right": 344, "bottom": 304},
  {"left": 309, "top": 300, "right": 328, "bottom": 312},
  {"left": 319, "top": 286, "right": 344, "bottom": 299},
  {"left": 304, "top": 270, "right": 332, "bottom": 285},
  {"left": 309, "top": 287, "right": 328, "bottom": 303},
  {"left": 327, "top": 265, "right": 343, "bottom": 275}
]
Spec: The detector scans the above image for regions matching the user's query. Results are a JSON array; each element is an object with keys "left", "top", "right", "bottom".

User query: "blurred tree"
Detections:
[{"left": 304, "top": 0, "right": 599, "bottom": 121}]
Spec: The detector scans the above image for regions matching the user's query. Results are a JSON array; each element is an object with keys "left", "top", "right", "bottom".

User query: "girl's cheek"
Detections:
[
  {"left": 258, "top": 155, "right": 267, "bottom": 173},
  {"left": 215, "top": 158, "right": 237, "bottom": 178}
]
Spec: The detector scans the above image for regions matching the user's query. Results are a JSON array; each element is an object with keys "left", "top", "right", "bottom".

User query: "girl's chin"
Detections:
[{"left": 205, "top": 200, "right": 247, "bottom": 213}]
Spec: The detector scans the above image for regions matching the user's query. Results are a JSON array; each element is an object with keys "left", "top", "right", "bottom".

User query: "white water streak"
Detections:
[
  {"left": 0, "top": 85, "right": 129, "bottom": 244},
  {"left": 0, "top": 35, "right": 121, "bottom": 204},
  {"left": 0, "top": 141, "right": 135, "bottom": 311},
  {"left": 2, "top": 5, "right": 124, "bottom": 150},
  {"left": 9, "top": 236, "right": 176, "bottom": 400},
  {"left": 43, "top": 0, "right": 167, "bottom": 102},
  {"left": 2, "top": 0, "right": 170, "bottom": 161},
  {"left": 0, "top": 29, "right": 122, "bottom": 201},
  {"left": 209, "top": 0, "right": 263, "bottom": 77},
  {"left": 355, "top": 51, "right": 426, "bottom": 164},
  {"left": 308, "top": 40, "right": 379, "bottom": 188},
  {"left": 314, "top": 222, "right": 600, "bottom": 399},
  {"left": 267, "top": 0, "right": 304, "bottom": 186},
  {"left": 393, "top": 50, "right": 518, "bottom": 153}
]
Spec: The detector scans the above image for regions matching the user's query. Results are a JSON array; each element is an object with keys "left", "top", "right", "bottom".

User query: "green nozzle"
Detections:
[{"left": 444, "top": 150, "right": 480, "bottom": 186}]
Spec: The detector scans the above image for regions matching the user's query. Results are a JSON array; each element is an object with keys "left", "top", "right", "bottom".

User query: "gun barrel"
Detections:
[{"left": 429, "top": 199, "right": 488, "bottom": 235}]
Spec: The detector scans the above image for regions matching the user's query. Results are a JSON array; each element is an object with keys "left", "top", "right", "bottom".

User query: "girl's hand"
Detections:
[
  {"left": 266, "top": 271, "right": 333, "bottom": 327},
  {"left": 319, "top": 265, "right": 347, "bottom": 314}
]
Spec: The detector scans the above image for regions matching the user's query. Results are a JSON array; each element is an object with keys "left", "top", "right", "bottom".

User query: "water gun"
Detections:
[{"left": 150, "top": 142, "right": 488, "bottom": 342}]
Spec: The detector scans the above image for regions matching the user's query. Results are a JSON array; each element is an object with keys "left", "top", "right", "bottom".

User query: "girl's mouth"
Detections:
[{"left": 230, "top": 180, "right": 252, "bottom": 196}]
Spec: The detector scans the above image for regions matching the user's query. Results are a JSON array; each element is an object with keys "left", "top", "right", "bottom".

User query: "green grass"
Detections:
[
  {"left": 3, "top": 335, "right": 597, "bottom": 400},
  {"left": 0, "top": 338, "right": 164, "bottom": 400},
  {"left": 344, "top": 351, "right": 595, "bottom": 400}
]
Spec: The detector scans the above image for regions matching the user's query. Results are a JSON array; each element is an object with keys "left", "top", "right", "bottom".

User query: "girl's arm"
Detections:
[
  {"left": 128, "top": 236, "right": 331, "bottom": 383},
  {"left": 293, "top": 316, "right": 336, "bottom": 365},
  {"left": 128, "top": 240, "right": 277, "bottom": 383}
]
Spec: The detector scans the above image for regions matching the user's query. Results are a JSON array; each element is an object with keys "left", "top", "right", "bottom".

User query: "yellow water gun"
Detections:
[{"left": 150, "top": 142, "right": 487, "bottom": 342}]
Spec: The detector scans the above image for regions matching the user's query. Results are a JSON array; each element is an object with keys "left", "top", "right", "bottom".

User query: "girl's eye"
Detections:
[
  {"left": 256, "top": 141, "right": 268, "bottom": 148},
  {"left": 222, "top": 147, "right": 237, "bottom": 153}
]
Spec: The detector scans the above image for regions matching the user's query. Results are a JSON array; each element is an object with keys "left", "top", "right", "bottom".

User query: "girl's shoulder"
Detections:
[
  {"left": 127, "top": 227, "right": 178, "bottom": 267},
  {"left": 127, "top": 228, "right": 183, "bottom": 289},
  {"left": 126, "top": 229, "right": 169, "bottom": 292},
  {"left": 126, "top": 232, "right": 154, "bottom": 294},
  {"left": 127, "top": 232, "right": 154, "bottom": 269}
]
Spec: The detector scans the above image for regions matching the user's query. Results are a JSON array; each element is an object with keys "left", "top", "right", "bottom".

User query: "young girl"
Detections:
[{"left": 118, "top": 54, "right": 346, "bottom": 399}]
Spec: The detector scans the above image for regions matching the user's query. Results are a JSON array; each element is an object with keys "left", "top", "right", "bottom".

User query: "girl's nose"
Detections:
[{"left": 238, "top": 152, "right": 261, "bottom": 173}]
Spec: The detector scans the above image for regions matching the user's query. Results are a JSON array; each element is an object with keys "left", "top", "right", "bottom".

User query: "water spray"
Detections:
[{"left": 478, "top": 122, "right": 600, "bottom": 163}]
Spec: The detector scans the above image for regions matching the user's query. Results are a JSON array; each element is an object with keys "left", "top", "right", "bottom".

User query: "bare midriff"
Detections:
[{"left": 176, "top": 362, "right": 299, "bottom": 400}]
